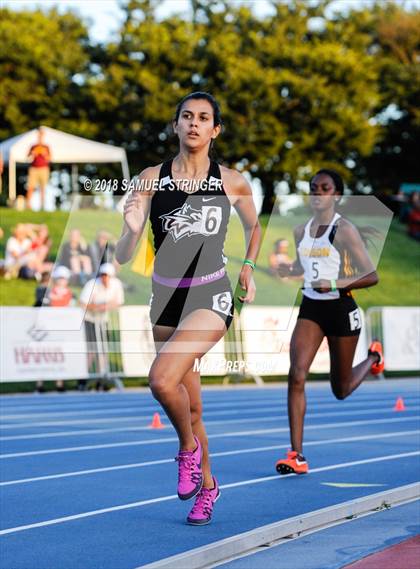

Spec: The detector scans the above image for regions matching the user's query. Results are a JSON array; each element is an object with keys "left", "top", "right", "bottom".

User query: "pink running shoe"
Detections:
[
  {"left": 175, "top": 435, "right": 203, "bottom": 500},
  {"left": 187, "top": 476, "right": 220, "bottom": 525}
]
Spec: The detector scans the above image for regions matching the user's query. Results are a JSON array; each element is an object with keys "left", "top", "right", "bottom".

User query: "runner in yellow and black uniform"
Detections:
[{"left": 275, "top": 169, "right": 384, "bottom": 476}]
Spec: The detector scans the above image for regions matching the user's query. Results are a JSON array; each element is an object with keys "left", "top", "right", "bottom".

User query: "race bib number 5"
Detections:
[{"left": 349, "top": 308, "right": 362, "bottom": 331}]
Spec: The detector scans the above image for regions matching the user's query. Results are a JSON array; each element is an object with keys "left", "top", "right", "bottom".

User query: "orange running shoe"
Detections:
[
  {"left": 369, "top": 340, "right": 385, "bottom": 375},
  {"left": 275, "top": 450, "right": 309, "bottom": 475}
]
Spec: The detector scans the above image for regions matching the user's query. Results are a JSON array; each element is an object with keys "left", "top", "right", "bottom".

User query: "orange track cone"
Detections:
[
  {"left": 394, "top": 397, "right": 406, "bottom": 412},
  {"left": 150, "top": 412, "right": 165, "bottom": 428}
]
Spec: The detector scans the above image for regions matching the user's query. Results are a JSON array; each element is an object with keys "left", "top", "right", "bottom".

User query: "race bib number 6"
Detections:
[
  {"left": 212, "top": 291, "right": 232, "bottom": 316},
  {"left": 201, "top": 206, "right": 222, "bottom": 236}
]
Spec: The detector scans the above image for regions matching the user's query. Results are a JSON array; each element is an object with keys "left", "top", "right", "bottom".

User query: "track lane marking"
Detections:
[
  {"left": 1, "top": 407, "right": 418, "bottom": 439},
  {"left": 0, "top": 451, "right": 418, "bottom": 537},
  {"left": 1, "top": 416, "right": 419, "bottom": 459},
  {"left": 3, "top": 396, "right": 415, "bottom": 421},
  {"left": 1, "top": 430, "right": 418, "bottom": 486}
]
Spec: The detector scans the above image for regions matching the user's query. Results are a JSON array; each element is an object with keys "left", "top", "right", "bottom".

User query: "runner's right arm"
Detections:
[{"left": 115, "top": 166, "right": 158, "bottom": 264}]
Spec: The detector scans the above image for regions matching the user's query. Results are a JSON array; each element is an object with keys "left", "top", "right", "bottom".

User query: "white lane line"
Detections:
[
  {"left": 1, "top": 416, "right": 418, "bottom": 459},
  {"left": 0, "top": 383, "right": 417, "bottom": 411},
  {"left": 2, "top": 408, "right": 277, "bottom": 429},
  {"left": 0, "top": 398, "right": 315, "bottom": 420},
  {"left": 1, "top": 430, "right": 418, "bottom": 487},
  {"left": 1, "top": 407, "right": 166, "bottom": 421},
  {"left": 221, "top": 451, "right": 420, "bottom": 492},
  {"left": 0, "top": 425, "right": 158, "bottom": 441},
  {"left": 3, "top": 395, "right": 414, "bottom": 421},
  {"left": 0, "top": 399, "right": 287, "bottom": 420},
  {"left": 0, "top": 406, "right": 409, "bottom": 441},
  {"left": 0, "top": 406, "right": 326, "bottom": 429},
  {"left": 3, "top": 402, "right": 416, "bottom": 430},
  {"left": 0, "top": 409, "right": 414, "bottom": 441},
  {"left": 0, "top": 451, "right": 418, "bottom": 537}
]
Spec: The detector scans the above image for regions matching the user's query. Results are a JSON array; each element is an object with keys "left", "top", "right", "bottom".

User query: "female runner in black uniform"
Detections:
[
  {"left": 116, "top": 92, "right": 261, "bottom": 524},
  {"left": 275, "top": 169, "right": 384, "bottom": 475}
]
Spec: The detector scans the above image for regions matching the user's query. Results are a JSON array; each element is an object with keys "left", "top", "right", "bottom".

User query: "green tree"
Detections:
[
  {"left": 356, "top": 3, "right": 420, "bottom": 191},
  {"left": 5, "top": 0, "right": 414, "bottom": 206},
  {"left": 191, "top": 1, "right": 380, "bottom": 211},
  {"left": 88, "top": 0, "right": 203, "bottom": 174},
  {"left": 0, "top": 8, "right": 93, "bottom": 139}
]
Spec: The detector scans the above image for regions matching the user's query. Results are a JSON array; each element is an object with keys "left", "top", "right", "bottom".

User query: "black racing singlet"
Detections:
[{"left": 150, "top": 159, "right": 231, "bottom": 279}]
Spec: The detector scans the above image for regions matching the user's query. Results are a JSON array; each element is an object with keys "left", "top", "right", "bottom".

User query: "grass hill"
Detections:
[{"left": 0, "top": 206, "right": 419, "bottom": 309}]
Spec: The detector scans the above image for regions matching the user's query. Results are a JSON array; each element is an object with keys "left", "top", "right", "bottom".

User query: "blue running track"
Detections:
[{"left": 0, "top": 379, "right": 419, "bottom": 569}]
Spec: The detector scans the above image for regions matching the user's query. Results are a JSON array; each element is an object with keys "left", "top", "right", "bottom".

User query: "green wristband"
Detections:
[
  {"left": 330, "top": 279, "right": 337, "bottom": 292},
  {"left": 243, "top": 259, "right": 256, "bottom": 270}
]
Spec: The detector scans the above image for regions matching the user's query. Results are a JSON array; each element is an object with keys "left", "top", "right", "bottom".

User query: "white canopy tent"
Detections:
[{"left": 0, "top": 126, "right": 130, "bottom": 201}]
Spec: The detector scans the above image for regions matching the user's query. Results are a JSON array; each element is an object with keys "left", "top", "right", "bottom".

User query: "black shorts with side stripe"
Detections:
[
  {"left": 298, "top": 295, "right": 362, "bottom": 337},
  {"left": 150, "top": 275, "right": 234, "bottom": 329}
]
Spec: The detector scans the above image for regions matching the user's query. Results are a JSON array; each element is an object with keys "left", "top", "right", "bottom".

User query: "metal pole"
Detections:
[
  {"left": 71, "top": 164, "right": 79, "bottom": 194},
  {"left": 9, "top": 157, "right": 16, "bottom": 202}
]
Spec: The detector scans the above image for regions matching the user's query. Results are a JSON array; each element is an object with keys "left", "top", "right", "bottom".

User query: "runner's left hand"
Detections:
[
  {"left": 311, "top": 279, "right": 331, "bottom": 293},
  {"left": 238, "top": 265, "right": 256, "bottom": 303}
]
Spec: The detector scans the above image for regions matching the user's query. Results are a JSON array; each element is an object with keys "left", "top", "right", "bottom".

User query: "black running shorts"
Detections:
[
  {"left": 150, "top": 275, "right": 234, "bottom": 329},
  {"left": 298, "top": 295, "right": 362, "bottom": 337}
]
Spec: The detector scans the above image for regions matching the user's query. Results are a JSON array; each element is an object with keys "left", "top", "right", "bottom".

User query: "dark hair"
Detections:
[
  {"left": 311, "top": 167, "right": 381, "bottom": 249},
  {"left": 309, "top": 168, "right": 382, "bottom": 249},
  {"left": 310, "top": 168, "right": 344, "bottom": 195},
  {"left": 174, "top": 92, "right": 222, "bottom": 127},
  {"left": 274, "top": 238, "right": 288, "bottom": 247}
]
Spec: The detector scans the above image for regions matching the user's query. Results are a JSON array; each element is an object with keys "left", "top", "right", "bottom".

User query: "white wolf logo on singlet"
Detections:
[{"left": 160, "top": 203, "right": 222, "bottom": 242}]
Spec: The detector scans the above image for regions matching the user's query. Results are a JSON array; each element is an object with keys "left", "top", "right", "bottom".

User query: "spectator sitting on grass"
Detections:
[
  {"left": 89, "top": 230, "right": 117, "bottom": 275},
  {"left": 4, "top": 224, "right": 52, "bottom": 280},
  {"left": 33, "top": 266, "right": 72, "bottom": 394},
  {"left": 27, "top": 223, "right": 53, "bottom": 277},
  {"left": 49, "top": 265, "right": 74, "bottom": 307},
  {"left": 59, "top": 228, "right": 93, "bottom": 286},
  {"left": 4, "top": 224, "right": 32, "bottom": 278},
  {"left": 269, "top": 238, "right": 293, "bottom": 276},
  {"left": 28, "top": 224, "right": 52, "bottom": 257}
]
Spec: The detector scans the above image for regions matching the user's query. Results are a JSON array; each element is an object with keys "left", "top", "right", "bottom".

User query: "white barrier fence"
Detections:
[
  {"left": 0, "top": 307, "right": 87, "bottom": 382},
  {"left": 240, "top": 306, "right": 368, "bottom": 376},
  {"left": 0, "top": 305, "right": 418, "bottom": 383},
  {"left": 366, "top": 306, "right": 420, "bottom": 372}
]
